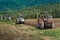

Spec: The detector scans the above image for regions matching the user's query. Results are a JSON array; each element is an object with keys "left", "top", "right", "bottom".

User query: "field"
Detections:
[
  {"left": 25, "top": 18, "right": 60, "bottom": 28},
  {"left": 0, "top": 18, "right": 60, "bottom": 40}
]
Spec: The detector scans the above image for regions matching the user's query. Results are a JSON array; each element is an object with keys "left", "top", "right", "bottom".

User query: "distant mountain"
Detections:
[{"left": 0, "top": 0, "right": 60, "bottom": 11}]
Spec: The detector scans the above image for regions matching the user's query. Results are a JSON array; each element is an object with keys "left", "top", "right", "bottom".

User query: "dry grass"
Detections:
[
  {"left": 0, "top": 23, "right": 29, "bottom": 40},
  {"left": 0, "top": 18, "right": 60, "bottom": 40},
  {"left": 24, "top": 19, "right": 37, "bottom": 26}
]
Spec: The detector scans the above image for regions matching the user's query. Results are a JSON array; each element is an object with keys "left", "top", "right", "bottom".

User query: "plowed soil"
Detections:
[{"left": 24, "top": 18, "right": 60, "bottom": 28}]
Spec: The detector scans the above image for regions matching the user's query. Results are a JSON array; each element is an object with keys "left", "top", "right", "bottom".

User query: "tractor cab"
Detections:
[
  {"left": 16, "top": 14, "right": 25, "bottom": 24},
  {"left": 40, "top": 14, "right": 52, "bottom": 23}
]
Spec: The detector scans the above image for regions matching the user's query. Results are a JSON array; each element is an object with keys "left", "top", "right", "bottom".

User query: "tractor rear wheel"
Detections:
[
  {"left": 44, "top": 22, "right": 53, "bottom": 29},
  {"left": 36, "top": 22, "right": 44, "bottom": 29},
  {"left": 49, "top": 23, "right": 52, "bottom": 29},
  {"left": 36, "top": 23, "right": 41, "bottom": 29},
  {"left": 40, "top": 23, "right": 44, "bottom": 29}
]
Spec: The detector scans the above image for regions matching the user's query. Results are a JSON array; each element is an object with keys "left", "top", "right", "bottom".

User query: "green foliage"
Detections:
[
  {"left": 15, "top": 24, "right": 60, "bottom": 40},
  {"left": 0, "top": 19, "right": 14, "bottom": 25},
  {"left": 0, "top": 3, "right": 60, "bottom": 19}
]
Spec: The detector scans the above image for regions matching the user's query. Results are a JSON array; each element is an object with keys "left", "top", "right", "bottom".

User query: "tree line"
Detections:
[{"left": 0, "top": 3, "right": 60, "bottom": 19}]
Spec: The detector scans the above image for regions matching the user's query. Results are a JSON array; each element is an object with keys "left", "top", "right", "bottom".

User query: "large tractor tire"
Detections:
[
  {"left": 48, "top": 23, "right": 54, "bottom": 29},
  {"left": 36, "top": 23, "right": 41, "bottom": 29},
  {"left": 44, "top": 23, "right": 54, "bottom": 29},
  {"left": 36, "top": 22, "right": 54, "bottom": 29},
  {"left": 16, "top": 21, "right": 24, "bottom": 24},
  {"left": 16, "top": 20, "right": 19, "bottom": 24},
  {"left": 40, "top": 23, "right": 44, "bottom": 29},
  {"left": 36, "top": 22, "right": 44, "bottom": 29},
  {"left": 49, "top": 23, "right": 52, "bottom": 29}
]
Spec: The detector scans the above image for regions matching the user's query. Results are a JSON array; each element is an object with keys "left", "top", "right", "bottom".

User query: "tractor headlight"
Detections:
[
  {"left": 19, "top": 18, "right": 24, "bottom": 22},
  {"left": 21, "top": 19, "right": 24, "bottom": 22}
]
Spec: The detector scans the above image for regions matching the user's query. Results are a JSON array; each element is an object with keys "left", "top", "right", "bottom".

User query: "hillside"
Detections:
[
  {"left": 16, "top": 3, "right": 60, "bottom": 18},
  {"left": 0, "top": 0, "right": 60, "bottom": 11},
  {"left": 0, "top": 3, "right": 60, "bottom": 19}
]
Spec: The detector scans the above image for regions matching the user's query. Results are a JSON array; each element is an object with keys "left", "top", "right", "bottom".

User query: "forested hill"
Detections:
[
  {"left": 0, "top": 3, "right": 60, "bottom": 18},
  {"left": 0, "top": 0, "right": 60, "bottom": 18},
  {"left": 0, "top": 0, "right": 60, "bottom": 11}
]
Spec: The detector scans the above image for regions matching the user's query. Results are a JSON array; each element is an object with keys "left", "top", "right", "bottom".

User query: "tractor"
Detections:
[
  {"left": 37, "top": 14, "right": 54, "bottom": 29},
  {"left": 4, "top": 14, "right": 11, "bottom": 20},
  {"left": 16, "top": 14, "right": 25, "bottom": 24}
]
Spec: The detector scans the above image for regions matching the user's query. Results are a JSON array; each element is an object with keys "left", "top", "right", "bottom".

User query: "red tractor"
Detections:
[{"left": 37, "top": 14, "right": 54, "bottom": 29}]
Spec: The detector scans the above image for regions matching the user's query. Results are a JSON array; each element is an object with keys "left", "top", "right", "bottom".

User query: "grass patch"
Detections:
[
  {"left": 41, "top": 29, "right": 60, "bottom": 37},
  {"left": 0, "top": 20, "right": 15, "bottom": 25},
  {"left": 0, "top": 21, "right": 60, "bottom": 40},
  {"left": 17, "top": 25, "right": 60, "bottom": 40}
]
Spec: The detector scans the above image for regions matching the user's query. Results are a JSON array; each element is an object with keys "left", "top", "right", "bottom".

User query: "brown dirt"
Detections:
[
  {"left": 0, "top": 23, "right": 29, "bottom": 40},
  {"left": 42, "top": 36, "right": 52, "bottom": 40},
  {"left": 24, "top": 18, "right": 60, "bottom": 28},
  {"left": 24, "top": 19, "right": 37, "bottom": 26},
  {"left": 0, "top": 18, "right": 60, "bottom": 40}
]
